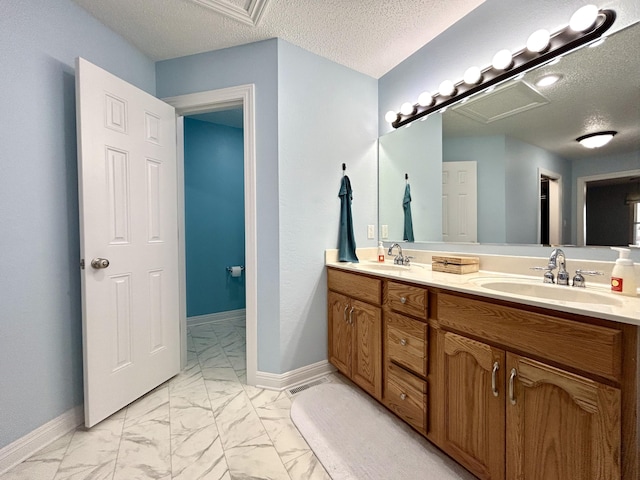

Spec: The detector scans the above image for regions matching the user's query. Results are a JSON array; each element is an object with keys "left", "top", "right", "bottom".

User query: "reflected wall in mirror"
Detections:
[{"left": 378, "top": 22, "right": 640, "bottom": 246}]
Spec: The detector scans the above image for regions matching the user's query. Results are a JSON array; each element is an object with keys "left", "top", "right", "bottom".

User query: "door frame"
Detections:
[
  {"left": 537, "top": 168, "right": 562, "bottom": 245},
  {"left": 576, "top": 168, "right": 640, "bottom": 246},
  {"left": 163, "top": 85, "right": 257, "bottom": 386}
]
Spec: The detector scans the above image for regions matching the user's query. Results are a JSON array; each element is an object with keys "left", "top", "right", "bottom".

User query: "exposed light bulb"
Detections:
[
  {"left": 577, "top": 131, "right": 616, "bottom": 148},
  {"left": 463, "top": 66, "right": 482, "bottom": 85},
  {"left": 400, "top": 102, "right": 415, "bottom": 115},
  {"left": 527, "top": 29, "right": 551, "bottom": 53},
  {"left": 438, "top": 80, "right": 456, "bottom": 97},
  {"left": 570, "top": 4, "right": 598, "bottom": 32},
  {"left": 492, "top": 49, "right": 513, "bottom": 70},
  {"left": 384, "top": 110, "right": 398, "bottom": 123},
  {"left": 417, "top": 91, "right": 433, "bottom": 107}
]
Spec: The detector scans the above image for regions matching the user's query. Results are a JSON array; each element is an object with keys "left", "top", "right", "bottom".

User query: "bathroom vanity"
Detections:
[{"left": 326, "top": 253, "right": 639, "bottom": 480}]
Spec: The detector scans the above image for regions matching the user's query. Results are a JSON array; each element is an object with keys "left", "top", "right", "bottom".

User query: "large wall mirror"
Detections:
[{"left": 379, "top": 21, "right": 640, "bottom": 247}]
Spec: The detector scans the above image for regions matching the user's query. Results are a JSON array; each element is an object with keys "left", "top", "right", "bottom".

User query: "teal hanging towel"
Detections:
[
  {"left": 403, "top": 183, "right": 415, "bottom": 242},
  {"left": 338, "top": 175, "right": 359, "bottom": 262}
]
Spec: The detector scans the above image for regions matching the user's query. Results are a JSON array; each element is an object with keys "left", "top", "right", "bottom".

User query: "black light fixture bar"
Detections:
[{"left": 391, "top": 9, "right": 616, "bottom": 129}]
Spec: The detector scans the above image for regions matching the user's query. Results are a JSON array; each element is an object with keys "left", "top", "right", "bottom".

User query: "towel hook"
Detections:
[
  {"left": 405, "top": 173, "right": 409, "bottom": 183},
  {"left": 342, "top": 163, "right": 346, "bottom": 176}
]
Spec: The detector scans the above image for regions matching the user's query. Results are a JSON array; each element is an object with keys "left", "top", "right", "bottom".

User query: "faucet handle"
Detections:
[
  {"left": 572, "top": 269, "right": 604, "bottom": 288},
  {"left": 404, "top": 255, "right": 414, "bottom": 266},
  {"left": 530, "top": 266, "right": 554, "bottom": 284}
]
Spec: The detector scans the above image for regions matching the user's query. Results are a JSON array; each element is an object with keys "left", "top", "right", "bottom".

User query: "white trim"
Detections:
[
  {"left": 163, "top": 84, "right": 258, "bottom": 387},
  {"left": 0, "top": 406, "right": 83, "bottom": 475},
  {"left": 537, "top": 168, "right": 563, "bottom": 245},
  {"left": 187, "top": 309, "right": 246, "bottom": 327},
  {"left": 188, "top": 0, "right": 271, "bottom": 26},
  {"left": 255, "top": 361, "right": 336, "bottom": 391},
  {"left": 576, "top": 169, "right": 640, "bottom": 246}
]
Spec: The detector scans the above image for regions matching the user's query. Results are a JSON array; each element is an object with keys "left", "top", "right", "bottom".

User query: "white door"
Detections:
[
  {"left": 548, "top": 178, "right": 561, "bottom": 245},
  {"left": 442, "top": 161, "right": 478, "bottom": 242},
  {"left": 76, "top": 58, "right": 179, "bottom": 427}
]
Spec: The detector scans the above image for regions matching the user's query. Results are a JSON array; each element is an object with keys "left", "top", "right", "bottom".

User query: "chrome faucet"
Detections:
[
  {"left": 548, "top": 248, "right": 570, "bottom": 286},
  {"left": 388, "top": 243, "right": 406, "bottom": 265}
]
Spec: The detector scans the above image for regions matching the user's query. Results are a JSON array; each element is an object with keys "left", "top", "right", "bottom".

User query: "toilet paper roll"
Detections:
[{"left": 230, "top": 266, "right": 242, "bottom": 277}]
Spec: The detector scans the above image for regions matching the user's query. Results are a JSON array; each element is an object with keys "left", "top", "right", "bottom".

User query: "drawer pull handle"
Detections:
[
  {"left": 509, "top": 368, "right": 517, "bottom": 405},
  {"left": 400, "top": 338, "right": 407, "bottom": 346},
  {"left": 343, "top": 304, "right": 349, "bottom": 323},
  {"left": 491, "top": 362, "right": 499, "bottom": 397},
  {"left": 399, "top": 393, "right": 407, "bottom": 400},
  {"left": 349, "top": 306, "right": 355, "bottom": 325},
  {"left": 400, "top": 297, "right": 407, "bottom": 304}
]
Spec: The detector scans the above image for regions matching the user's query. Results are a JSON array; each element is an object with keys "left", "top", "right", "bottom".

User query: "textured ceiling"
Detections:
[{"left": 71, "top": 0, "right": 485, "bottom": 78}]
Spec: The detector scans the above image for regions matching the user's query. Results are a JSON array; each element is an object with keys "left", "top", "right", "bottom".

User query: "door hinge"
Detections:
[{"left": 80, "top": 258, "right": 85, "bottom": 270}]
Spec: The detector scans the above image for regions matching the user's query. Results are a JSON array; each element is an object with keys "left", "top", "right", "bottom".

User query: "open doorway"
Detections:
[
  {"left": 538, "top": 169, "right": 562, "bottom": 245},
  {"left": 183, "top": 108, "right": 247, "bottom": 382},
  {"left": 163, "top": 85, "right": 258, "bottom": 386}
]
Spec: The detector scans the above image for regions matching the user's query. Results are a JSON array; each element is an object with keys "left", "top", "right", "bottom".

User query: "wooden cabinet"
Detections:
[
  {"left": 439, "top": 329, "right": 622, "bottom": 480},
  {"left": 327, "top": 269, "right": 382, "bottom": 399},
  {"left": 326, "top": 266, "right": 637, "bottom": 479}
]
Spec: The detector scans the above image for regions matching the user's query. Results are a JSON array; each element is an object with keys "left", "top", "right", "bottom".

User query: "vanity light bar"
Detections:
[{"left": 388, "top": 6, "right": 615, "bottom": 129}]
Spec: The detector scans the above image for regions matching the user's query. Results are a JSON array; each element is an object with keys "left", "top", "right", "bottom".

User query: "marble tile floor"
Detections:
[{"left": 1, "top": 318, "right": 333, "bottom": 480}]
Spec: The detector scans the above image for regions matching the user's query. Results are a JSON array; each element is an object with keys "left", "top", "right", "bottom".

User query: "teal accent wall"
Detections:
[{"left": 184, "top": 118, "right": 245, "bottom": 316}]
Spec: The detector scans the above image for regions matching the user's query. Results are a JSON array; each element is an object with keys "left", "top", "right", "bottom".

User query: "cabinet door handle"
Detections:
[
  {"left": 400, "top": 338, "right": 407, "bottom": 346},
  {"left": 491, "top": 362, "right": 499, "bottom": 397},
  {"left": 509, "top": 368, "right": 517, "bottom": 405},
  {"left": 349, "top": 306, "right": 355, "bottom": 325},
  {"left": 399, "top": 393, "right": 407, "bottom": 400},
  {"left": 400, "top": 297, "right": 407, "bottom": 304},
  {"left": 343, "top": 304, "right": 349, "bottom": 323}
]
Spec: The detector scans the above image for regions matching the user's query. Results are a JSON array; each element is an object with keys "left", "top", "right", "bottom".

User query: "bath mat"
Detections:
[{"left": 290, "top": 382, "right": 476, "bottom": 480}]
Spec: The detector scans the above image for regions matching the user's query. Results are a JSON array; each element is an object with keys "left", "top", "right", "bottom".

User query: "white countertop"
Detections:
[{"left": 326, "top": 257, "right": 640, "bottom": 327}]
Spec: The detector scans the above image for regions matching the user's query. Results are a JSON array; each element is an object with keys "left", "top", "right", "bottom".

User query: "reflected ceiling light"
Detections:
[
  {"left": 576, "top": 131, "right": 617, "bottom": 148},
  {"left": 535, "top": 74, "right": 562, "bottom": 87},
  {"left": 400, "top": 102, "right": 415, "bottom": 115},
  {"left": 527, "top": 29, "right": 551, "bottom": 53},
  {"left": 492, "top": 49, "right": 513, "bottom": 70},
  {"left": 570, "top": 4, "right": 599, "bottom": 32},
  {"left": 387, "top": 6, "right": 615, "bottom": 129},
  {"left": 385, "top": 110, "right": 398, "bottom": 123},
  {"left": 439, "top": 80, "right": 457, "bottom": 97},
  {"left": 417, "top": 91, "right": 434, "bottom": 107}
]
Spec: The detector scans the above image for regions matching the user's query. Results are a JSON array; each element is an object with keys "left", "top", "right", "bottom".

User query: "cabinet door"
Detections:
[
  {"left": 328, "top": 291, "right": 351, "bottom": 377},
  {"left": 351, "top": 299, "right": 382, "bottom": 399},
  {"left": 442, "top": 332, "right": 505, "bottom": 480},
  {"left": 506, "top": 353, "right": 621, "bottom": 480}
]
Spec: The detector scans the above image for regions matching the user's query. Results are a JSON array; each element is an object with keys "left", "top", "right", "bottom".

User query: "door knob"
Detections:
[{"left": 91, "top": 258, "right": 110, "bottom": 269}]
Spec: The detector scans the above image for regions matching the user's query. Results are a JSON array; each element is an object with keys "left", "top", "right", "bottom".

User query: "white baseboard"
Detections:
[
  {"left": 255, "top": 360, "right": 336, "bottom": 391},
  {"left": 187, "top": 309, "right": 246, "bottom": 327},
  {"left": 0, "top": 405, "right": 84, "bottom": 475}
]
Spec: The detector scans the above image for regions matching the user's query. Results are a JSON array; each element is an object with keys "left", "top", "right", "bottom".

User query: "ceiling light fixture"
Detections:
[
  {"left": 386, "top": 5, "right": 615, "bottom": 127},
  {"left": 576, "top": 131, "right": 617, "bottom": 148},
  {"left": 535, "top": 74, "right": 562, "bottom": 87}
]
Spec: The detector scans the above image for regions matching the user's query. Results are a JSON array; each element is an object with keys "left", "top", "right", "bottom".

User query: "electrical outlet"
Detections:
[
  {"left": 381, "top": 225, "right": 388, "bottom": 239},
  {"left": 367, "top": 225, "right": 375, "bottom": 239}
]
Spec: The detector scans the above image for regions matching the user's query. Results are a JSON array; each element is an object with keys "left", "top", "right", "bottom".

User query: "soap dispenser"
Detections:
[
  {"left": 610, "top": 247, "right": 637, "bottom": 296},
  {"left": 377, "top": 242, "right": 385, "bottom": 262}
]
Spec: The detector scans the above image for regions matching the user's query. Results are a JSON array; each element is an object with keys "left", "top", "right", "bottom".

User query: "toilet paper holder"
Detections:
[{"left": 226, "top": 266, "right": 245, "bottom": 273}]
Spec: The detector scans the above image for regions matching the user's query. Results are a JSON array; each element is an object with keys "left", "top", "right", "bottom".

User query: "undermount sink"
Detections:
[{"left": 471, "top": 277, "right": 623, "bottom": 306}]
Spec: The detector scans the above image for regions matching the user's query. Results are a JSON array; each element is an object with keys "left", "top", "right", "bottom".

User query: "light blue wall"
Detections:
[
  {"left": 276, "top": 40, "right": 378, "bottom": 373},
  {"left": 504, "top": 137, "right": 571, "bottom": 244},
  {"left": 443, "top": 136, "right": 507, "bottom": 243},
  {"left": 0, "top": 0, "right": 156, "bottom": 450},
  {"left": 184, "top": 118, "right": 245, "bottom": 317},
  {"left": 156, "top": 39, "right": 281, "bottom": 373}
]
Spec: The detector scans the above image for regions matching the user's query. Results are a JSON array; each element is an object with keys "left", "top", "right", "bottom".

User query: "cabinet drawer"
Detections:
[
  {"left": 437, "top": 293, "right": 622, "bottom": 382},
  {"left": 387, "top": 281, "right": 428, "bottom": 319},
  {"left": 327, "top": 268, "right": 382, "bottom": 305},
  {"left": 386, "top": 312, "right": 428, "bottom": 376},
  {"left": 384, "top": 362, "right": 427, "bottom": 433}
]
